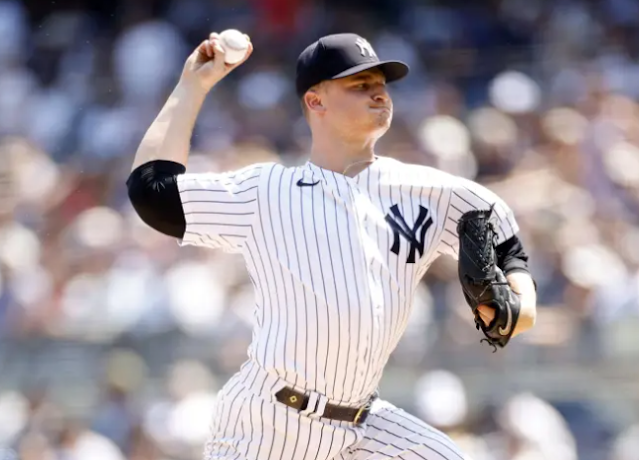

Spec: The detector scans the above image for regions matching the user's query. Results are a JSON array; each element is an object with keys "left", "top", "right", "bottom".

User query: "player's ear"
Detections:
[{"left": 304, "top": 89, "right": 325, "bottom": 115}]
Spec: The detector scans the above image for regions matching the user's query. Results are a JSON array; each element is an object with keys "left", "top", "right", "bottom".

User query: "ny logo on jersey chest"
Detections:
[{"left": 385, "top": 204, "right": 433, "bottom": 264}]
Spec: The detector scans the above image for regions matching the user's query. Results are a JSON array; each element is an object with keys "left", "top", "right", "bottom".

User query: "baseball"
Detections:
[{"left": 219, "top": 29, "right": 250, "bottom": 65}]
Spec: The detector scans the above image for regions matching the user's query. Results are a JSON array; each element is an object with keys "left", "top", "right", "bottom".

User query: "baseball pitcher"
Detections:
[{"left": 127, "top": 31, "right": 537, "bottom": 460}]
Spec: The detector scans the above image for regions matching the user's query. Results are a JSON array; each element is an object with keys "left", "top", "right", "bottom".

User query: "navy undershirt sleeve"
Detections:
[
  {"left": 496, "top": 234, "right": 531, "bottom": 275},
  {"left": 126, "top": 160, "right": 186, "bottom": 239}
]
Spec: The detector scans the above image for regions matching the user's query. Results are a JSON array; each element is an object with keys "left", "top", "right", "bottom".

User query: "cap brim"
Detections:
[{"left": 330, "top": 60, "right": 409, "bottom": 84}]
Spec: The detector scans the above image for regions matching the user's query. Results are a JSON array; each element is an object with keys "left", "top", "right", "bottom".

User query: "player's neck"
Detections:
[{"left": 309, "top": 137, "right": 377, "bottom": 177}]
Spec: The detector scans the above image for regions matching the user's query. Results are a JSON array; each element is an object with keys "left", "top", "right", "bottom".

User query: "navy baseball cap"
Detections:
[{"left": 296, "top": 33, "right": 409, "bottom": 98}]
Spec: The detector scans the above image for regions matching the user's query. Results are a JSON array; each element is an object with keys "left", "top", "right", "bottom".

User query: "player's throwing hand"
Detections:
[{"left": 181, "top": 31, "right": 253, "bottom": 93}]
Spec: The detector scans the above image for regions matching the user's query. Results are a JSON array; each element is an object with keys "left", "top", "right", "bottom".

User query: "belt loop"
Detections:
[
  {"left": 300, "top": 392, "right": 319, "bottom": 417},
  {"left": 300, "top": 392, "right": 329, "bottom": 419},
  {"left": 314, "top": 395, "right": 328, "bottom": 418}
]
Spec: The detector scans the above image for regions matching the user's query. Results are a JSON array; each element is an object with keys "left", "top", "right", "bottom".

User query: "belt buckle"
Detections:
[
  {"left": 353, "top": 394, "right": 376, "bottom": 424},
  {"left": 353, "top": 401, "right": 372, "bottom": 424}
]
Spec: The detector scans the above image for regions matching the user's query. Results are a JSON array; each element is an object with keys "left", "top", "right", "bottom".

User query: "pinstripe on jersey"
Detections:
[{"left": 177, "top": 156, "right": 519, "bottom": 407}]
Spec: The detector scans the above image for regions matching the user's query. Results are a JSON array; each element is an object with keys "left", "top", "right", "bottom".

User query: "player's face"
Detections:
[{"left": 322, "top": 69, "right": 392, "bottom": 139}]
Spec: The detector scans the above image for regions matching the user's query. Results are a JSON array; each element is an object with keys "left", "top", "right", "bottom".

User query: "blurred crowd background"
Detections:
[{"left": 1, "top": 0, "right": 639, "bottom": 459}]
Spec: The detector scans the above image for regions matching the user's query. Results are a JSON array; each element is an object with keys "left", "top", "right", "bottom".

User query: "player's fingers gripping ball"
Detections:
[
  {"left": 456, "top": 205, "right": 521, "bottom": 351},
  {"left": 219, "top": 29, "right": 251, "bottom": 64},
  {"left": 184, "top": 29, "right": 252, "bottom": 90}
]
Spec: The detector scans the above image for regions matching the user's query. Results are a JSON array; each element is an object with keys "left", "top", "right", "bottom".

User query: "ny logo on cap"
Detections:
[{"left": 355, "top": 38, "right": 377, "bottom": 58}]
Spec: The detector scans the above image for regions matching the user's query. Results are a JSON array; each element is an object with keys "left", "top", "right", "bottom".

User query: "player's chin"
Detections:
[{"left": 371, "top": 110, "right": 392, "bottom": 130}]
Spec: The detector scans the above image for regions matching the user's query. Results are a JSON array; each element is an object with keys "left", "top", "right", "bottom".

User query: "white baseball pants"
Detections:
[{"left": 204, "top": 362, "right": 468, "bottom": 460}]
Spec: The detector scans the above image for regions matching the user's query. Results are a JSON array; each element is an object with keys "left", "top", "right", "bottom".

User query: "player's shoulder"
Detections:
[
  {"left": 239, "top": 161, "right": 306, "bottom": 173},
  {"left": 252, "top": 161, "right": 310, "bottom": 178},
  {"left": 225, "top": 161, "right": 312, "bottom": 184},
  {"left": 216, "top": 161, "right": 281, "bottom": 179},
  {"left": 237, "top": 161, "right": 281, "bottom": 174},
  {"left": 376, "top": 156, "right": 462, "bottom": 187},
  {"left": 225, "top": 160, "right": 322, "bottom": 182}
]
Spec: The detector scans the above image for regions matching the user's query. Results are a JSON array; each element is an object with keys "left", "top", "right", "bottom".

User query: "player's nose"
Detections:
[{"left": 372, "top": 88, "right": 390, "bottom": 105}]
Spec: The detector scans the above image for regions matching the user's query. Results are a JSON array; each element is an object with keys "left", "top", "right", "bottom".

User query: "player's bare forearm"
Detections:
[
  {"left": 130, "top": 80, "right": 207, "bottom": 172},
  {"left": 507, "top": 271, "right": 537, "bottom": 337},
  {"left": 131, "top": 32, "right": 252, "bottom": 173}
]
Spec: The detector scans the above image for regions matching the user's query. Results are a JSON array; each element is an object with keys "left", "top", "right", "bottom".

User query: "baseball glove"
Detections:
[{"left": 456, "top": 205, "right": 521, "bottom": 351}]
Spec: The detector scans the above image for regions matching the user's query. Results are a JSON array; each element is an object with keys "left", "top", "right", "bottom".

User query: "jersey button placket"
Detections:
[
  {"left": 348, "top": 182, "right": 379, "bottom": 390},
  {"left": 339, "top": 180, "right": 367, "bottom": 390}
]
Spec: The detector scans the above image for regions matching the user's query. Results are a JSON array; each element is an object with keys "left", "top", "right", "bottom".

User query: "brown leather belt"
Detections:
[{"left": 274, "top": 387, "right": 374, "bottom": 424}]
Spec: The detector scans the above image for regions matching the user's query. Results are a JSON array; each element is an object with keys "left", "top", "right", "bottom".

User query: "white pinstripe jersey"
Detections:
[{"left": 177, "top": 156, "right": 519, "bottom": 406}]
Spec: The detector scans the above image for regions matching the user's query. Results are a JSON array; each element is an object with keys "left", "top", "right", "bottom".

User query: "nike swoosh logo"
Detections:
[
  {"left": 297, "top": 179, "right": 320, "bottom": 187},
  {"left": 499, "top": 305, "right": 512, "bottom": 336}
]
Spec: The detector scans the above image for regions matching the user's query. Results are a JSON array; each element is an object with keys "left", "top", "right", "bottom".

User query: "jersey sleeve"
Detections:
[
  {"left": 438, "top": 175, "right": 520, "bottom": 260},
  {"left": 176, "top": 163, "right": 270, "bottom": 253}
]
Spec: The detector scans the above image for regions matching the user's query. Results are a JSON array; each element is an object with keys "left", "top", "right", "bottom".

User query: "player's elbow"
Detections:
[
  {"left": 126, "top": 161, "right": 187, "bottom": 239},
  {"left": 127, "top": 186, "right": 185, "bottom": 239}
]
